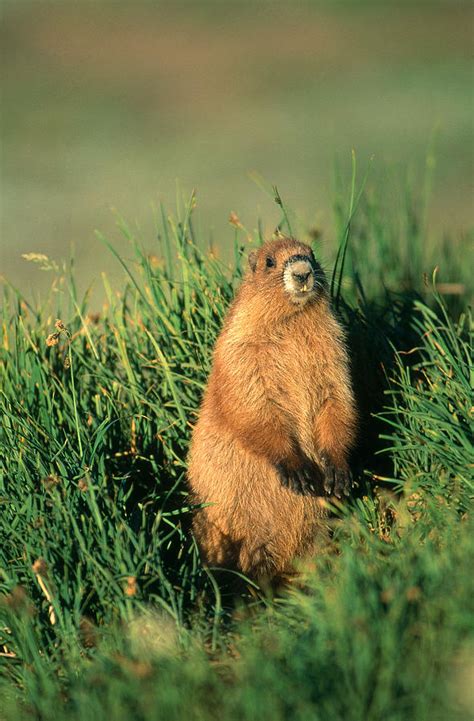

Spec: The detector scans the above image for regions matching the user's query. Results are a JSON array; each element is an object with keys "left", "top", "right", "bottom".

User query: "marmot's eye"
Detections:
[{"left": 266, "top": 256, "right": 276, "bottom": 268}]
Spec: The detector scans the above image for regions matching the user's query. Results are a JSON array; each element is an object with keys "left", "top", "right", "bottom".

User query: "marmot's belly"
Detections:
[{"left": 189, "top": 425, "right": 325, "bottom": 575}]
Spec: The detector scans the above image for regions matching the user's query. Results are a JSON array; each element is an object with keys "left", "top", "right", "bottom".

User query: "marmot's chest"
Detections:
[
  {"left": 252, "top": 332, "right": 326, "bottom": 408},
  {"left": 255, "top": 322, "right": 322, "bottom": 368}
]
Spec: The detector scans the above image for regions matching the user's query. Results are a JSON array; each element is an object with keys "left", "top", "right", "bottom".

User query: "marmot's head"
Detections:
[{"left": 248, "top": 238, "right": 326, "bottom": 307}]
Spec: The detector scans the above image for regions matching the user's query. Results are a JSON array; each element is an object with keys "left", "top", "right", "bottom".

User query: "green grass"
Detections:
[{"left": 0, "top": 171, "right": 473, "bottom": 721}]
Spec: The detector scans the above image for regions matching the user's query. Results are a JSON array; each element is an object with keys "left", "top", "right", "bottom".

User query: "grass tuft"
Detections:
[{"left": 0, "top": 174, "right": 472, "bottom": 720}]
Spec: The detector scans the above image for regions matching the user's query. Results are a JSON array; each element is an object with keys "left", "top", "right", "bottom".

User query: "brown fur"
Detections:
[{"left": 187, "top": 238, "right": 357, "bottom": 582}]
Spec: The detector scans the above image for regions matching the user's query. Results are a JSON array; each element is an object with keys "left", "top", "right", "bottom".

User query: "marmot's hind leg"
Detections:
[
  {"left": 238, "top": 536, "right": 293, "bottom": 585},
  {"left": 193, "top": 512, "right": 242, "bottom": 569}
]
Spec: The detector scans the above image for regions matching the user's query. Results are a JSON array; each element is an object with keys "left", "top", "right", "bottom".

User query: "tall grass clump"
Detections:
[
  {"left": 0, "top": 195, "right": 237, "bottom": 685},
  {"left": 1, "top": 171, "right": 473, "bottom": 721},
  {"left": 380, "top": 289, "right": 473, "bottom": 513}
]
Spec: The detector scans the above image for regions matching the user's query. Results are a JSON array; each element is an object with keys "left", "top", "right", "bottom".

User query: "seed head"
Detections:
[
  {"left": 78, "top": 477, "right": 89, "bottom": 492},
  {"left": 32, "top": 557, "right": 48, "bottom": 576},
  {"left": 125, "top": 576, "right": 138, "bottom": 597},
  {"left": 229, "top": 211, "right": 243, "bottom": 229},
  {"left": 46, "top": 333, "right": 59, "bottom": 347},
  {"left": 41, "top": 474, "right": 60, "bottom": 491}
]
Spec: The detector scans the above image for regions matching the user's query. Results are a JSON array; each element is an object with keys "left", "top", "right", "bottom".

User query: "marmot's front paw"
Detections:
[
  {"left": 320, "top": 454, "right": 353, "bottom": 498},
  {"left": 276, "top": 461, "right": 319, "bottom": 495}
]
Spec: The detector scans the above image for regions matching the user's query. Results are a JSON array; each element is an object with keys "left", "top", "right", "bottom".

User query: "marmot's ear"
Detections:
[{"left": 248, "top": 251, "right": 258, "bottom": 272}]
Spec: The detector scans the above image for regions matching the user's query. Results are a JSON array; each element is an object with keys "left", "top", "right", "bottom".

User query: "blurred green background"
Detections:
[{"left": 1, "top": 0, "right": 472, "bottom": 299}]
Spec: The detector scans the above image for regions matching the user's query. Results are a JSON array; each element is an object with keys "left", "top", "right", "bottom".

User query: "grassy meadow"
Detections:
[{"left": 1, "top": 162, "right": 473, "bottom": 720}]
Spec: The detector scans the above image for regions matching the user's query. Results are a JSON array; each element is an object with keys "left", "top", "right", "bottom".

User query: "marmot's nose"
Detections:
[{"left": 292, "top": 270, "right": 311, "bottom": 283}]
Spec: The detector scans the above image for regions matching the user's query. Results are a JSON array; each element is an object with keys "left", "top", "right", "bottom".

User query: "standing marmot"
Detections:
[{"left": 187, "top": 237, "right": 357, "bottom": 582}]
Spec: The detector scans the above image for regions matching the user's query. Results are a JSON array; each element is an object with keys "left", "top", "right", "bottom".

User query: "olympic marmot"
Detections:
[{"left": 187, "top": 237, "right": 357, "bottom": 582}]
